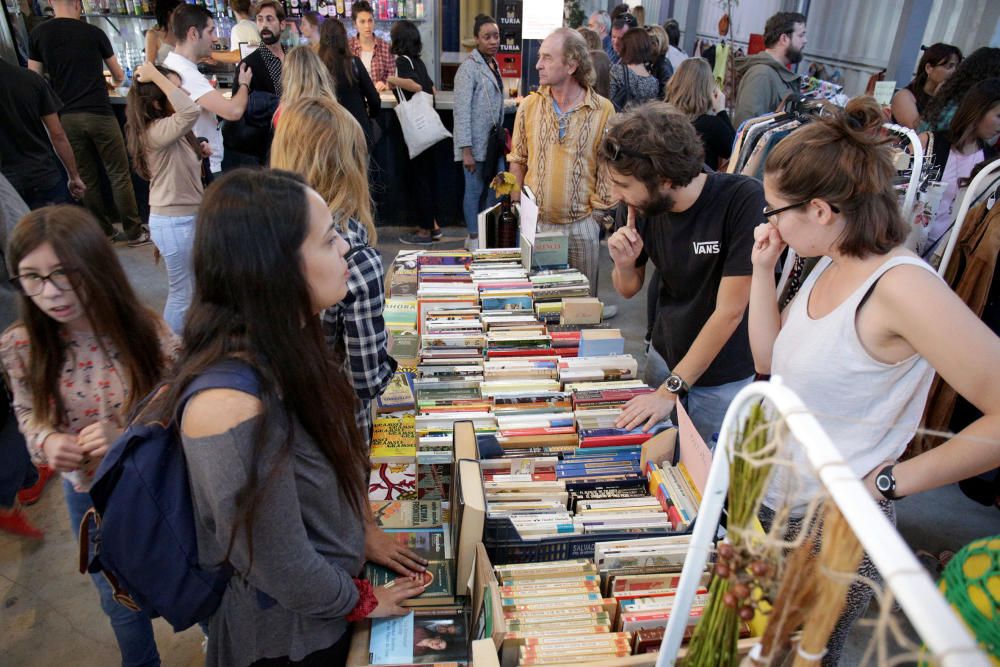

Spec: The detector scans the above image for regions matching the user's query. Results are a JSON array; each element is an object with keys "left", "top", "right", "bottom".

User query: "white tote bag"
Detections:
[{"left": 394, "top": 56, "right": 451, "bottom": 159}]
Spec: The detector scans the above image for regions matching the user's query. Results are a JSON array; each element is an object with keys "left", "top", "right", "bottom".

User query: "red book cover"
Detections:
[
  {"left": 580, "top": 434, "right": 653, "bottom": 448},
  {"left": 551, "top": 347, "right": 579, "bottom": 357},
  {"left": 501, "top": 426, "right": 578, "bottom": 437}
]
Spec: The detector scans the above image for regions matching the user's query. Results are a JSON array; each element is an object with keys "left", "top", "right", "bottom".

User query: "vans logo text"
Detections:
[{"left": 692, "top": 241, "right": 720, "bottom": 254}]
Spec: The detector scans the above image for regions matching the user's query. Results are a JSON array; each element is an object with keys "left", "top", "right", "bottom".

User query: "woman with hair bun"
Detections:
[{"left": 749, "top": 96, "right": 1000, "bottom": 664}]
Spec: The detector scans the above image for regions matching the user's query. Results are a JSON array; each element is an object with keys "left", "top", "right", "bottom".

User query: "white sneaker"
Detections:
[
  {"left": 602, "top": 304, "right": 618, "bottom": 319},
  {"left": 464, "top": 237, "right": 480, "bottom": 251}
]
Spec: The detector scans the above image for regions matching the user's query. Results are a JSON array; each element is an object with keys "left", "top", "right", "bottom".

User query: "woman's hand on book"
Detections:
[
  {"left": 368, "top": 577, "right": 429, "bottom": 618},
  {"left": 365, "top": 523, "right": 429, "bottom": 577}
]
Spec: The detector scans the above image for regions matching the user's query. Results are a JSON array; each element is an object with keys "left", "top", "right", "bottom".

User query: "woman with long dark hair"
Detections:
[
  {"left": 318, "top": 18, "right": 381, "bottom": 147},
  {"left": 1, "top": 205, "right": 176, "bottom": 666},
  {"left": 271, "top": 97, "right": 429, "bottom": 579},
  {"left": 144, "top": 0, "right": 181, "bottom": 64},
  {"left": 155, "top": 169, "right": 424, "bottom": 666},
  {"left": 921, "top": 46, "right": 1000, "bottom": 131},
  {"left": 920, "top": 78, "right": 1000, "bottom": 252},
  {"left": 126, "top": 61, "right": 203, "bottom": 333},
  {"left": 388, "top": 20, "right": 447, "bottom": 245},
  {"left": 890, "top": 42, "right": 962, "bottom": 129}
]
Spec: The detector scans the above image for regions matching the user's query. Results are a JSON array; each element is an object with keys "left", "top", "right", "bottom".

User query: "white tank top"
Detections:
[{"left": 764, "top": 254, "right": 938, "bottom": 514}]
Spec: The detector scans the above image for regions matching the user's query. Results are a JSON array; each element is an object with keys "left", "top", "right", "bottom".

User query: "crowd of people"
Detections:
[{"left": 1, "top": 2, "right": 1000, "bottom": 666}]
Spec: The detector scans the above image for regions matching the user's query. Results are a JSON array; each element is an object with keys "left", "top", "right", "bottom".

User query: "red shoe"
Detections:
[
  {"left": 17, "top": 465, "right": 55, "bottom": 506},
  {"left": 0, "top": 508, "right": 44, "bottom": 540}
]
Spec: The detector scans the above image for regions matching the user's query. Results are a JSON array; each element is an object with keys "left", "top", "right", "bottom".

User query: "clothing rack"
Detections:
[
  {"left": 938, "top": 158, "right": 1000, "bottom": 277},
  {"left": 775, "top": 122, "right": 924, "bottom": 297},
  {"left": 654, "top": 378, "right": 989, "bottom": 667}
]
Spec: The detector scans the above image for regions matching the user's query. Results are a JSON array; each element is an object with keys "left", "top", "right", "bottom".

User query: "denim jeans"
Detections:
[
  {"left": 462, "top": 158, "right": 503, "bottom": 235},
  {"left": 64, "top": 479, "right": 160, "bottom": 666},
  {"left": 147, "top": 214, "right": 196, "bottom": 334},
  {"left": 644, "top": 345, "right": 753, "bottom": 448}
]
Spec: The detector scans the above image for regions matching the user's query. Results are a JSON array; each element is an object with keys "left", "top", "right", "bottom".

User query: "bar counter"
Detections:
[{"left": 106, "top": 88, "right": 518, "bottom": 228}]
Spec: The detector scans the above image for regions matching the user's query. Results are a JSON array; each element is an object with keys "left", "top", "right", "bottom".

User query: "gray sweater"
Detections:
[
  {"left": 182, "top": 414, "right": 365, "bottom": 667},
  {"left": 732, "top": 52, "right": 801, "bottom": 127},
  {"left": 452, "top": 48, "right": 504, "bottom": 163}
]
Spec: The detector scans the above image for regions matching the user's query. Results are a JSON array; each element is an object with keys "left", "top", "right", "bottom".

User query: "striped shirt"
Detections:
[{"left": 508, "top": 85, "right": 616, "bottom": 225}]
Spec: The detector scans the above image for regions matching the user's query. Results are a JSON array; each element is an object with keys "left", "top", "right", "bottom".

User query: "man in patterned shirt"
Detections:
[{"left": 508, "top": 27, "right": 618, "bottom": 313}]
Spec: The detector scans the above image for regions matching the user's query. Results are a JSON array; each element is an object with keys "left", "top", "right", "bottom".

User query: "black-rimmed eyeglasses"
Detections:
[
  {"left": 10, "top": 269, "right": 82, "bottom": 296},
  {"left": 762, "top": 200, "right": 840, "bottom": 220}
]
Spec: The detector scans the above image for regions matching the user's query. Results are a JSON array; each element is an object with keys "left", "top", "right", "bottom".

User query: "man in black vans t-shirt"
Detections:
[
  {"left": 28, "top": 0, "right": 146, "bottom": 244},
  {"left": 603, "top": 102, "right": 763, "bottom": 446}
]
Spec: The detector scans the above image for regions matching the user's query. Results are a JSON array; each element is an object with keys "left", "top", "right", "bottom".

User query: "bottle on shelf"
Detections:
[
  {"left": 344, "top": 0, "right": 353, "bottom": 19},
  {"left": 335, "top": 0, "right": 344, "bottom": 16}
]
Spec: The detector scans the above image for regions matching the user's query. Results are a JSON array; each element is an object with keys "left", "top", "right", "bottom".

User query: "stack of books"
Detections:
[
  {"left": 529, "top": 269, "right": 591, "bottom": 301},
  {"left": 366, "top": 495, "right": 456, "bottom": 608},
  {"left": 557, "top": 354, "right": 639, "bottom": 383},
  {"left": 572, "top": 384, "right": 668, "bottom": 448},
  {"left": 646, "top": 458, "right": 701, "bottom": 532},
  {"left": 384, "top": 298, "right": 419, "bottom": 368},
  {"left": 494, "top": 560, "right": 632, "bottom": 664}
]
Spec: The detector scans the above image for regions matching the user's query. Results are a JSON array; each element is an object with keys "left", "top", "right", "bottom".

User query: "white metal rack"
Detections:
[
  {"left": 654, "top": 378, "right": 989, "bottom": 667},
  {"left": 937, "top": 158, "right": 1000, "bottom": 277}
]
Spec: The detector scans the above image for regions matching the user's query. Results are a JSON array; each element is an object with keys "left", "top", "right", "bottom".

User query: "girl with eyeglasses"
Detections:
[
  {"left": 1, "top": 205, "right": 177, "bottom": 666},
  {"left": 748, "top": 96, "right": 1000, "bottom": 663}
]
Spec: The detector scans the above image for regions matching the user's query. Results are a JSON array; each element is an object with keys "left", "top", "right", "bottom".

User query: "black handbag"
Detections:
[
  {"left": 481, "top": 123, "right": 507, "bottom": 185},
  {"left": 611, "top": 64, "right": 634, "bottom": 112}
]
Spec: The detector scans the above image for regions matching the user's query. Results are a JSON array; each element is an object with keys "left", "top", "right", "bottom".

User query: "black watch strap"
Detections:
[
  {"left": 874, "top": 464, "right": 904, "bottom": 500},
  {"left": 663, "top": 373, "right": 690, "bottom": 399}
]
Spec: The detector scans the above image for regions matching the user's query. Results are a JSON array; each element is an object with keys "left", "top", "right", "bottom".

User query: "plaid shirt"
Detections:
[
  {"left": 348, "top": 36, "right": 395, "bottom": 87},
  {"left": 322, "top": 219, "right": 397, "bottom": 440}
]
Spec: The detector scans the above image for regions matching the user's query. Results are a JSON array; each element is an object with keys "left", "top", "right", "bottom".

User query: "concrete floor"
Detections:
[{"left": 0, "top": 226, "right": 996, "bottom": 666}]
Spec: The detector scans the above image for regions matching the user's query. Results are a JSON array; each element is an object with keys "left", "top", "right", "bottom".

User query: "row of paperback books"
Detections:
[{"left": 354, "top": 244, "right": 717, "bottom": 666}]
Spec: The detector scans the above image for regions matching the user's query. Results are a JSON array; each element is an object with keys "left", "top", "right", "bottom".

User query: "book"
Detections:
[
  {"left": 576, "top": 329, "right": 625, "bottom": 357},
  {"left": 369, "top": 610, "right": 469, "bottom": 665},
  {"left": 369, "top": 463, "right": 418, "bottom": 500},
  {"left": 559, "top": 297, "right": 603, "bottom": 326},
  {"left": 530, "top": 231, "right": 569, "bottom": 269},
  {"left": 371, "top": 415, "right": 417, "bottom": 462},
  {"left": 382, "top": 527, "right": 451, "bottom": 561},
  {"left": 366, "top": 559, "right": 455, "bottom": 607},
  {"left": 370, "top": 500, "right": 444, "bottom": 529},
  {"left": 378, "top": 372, "right": 417, "bottom": 414}
]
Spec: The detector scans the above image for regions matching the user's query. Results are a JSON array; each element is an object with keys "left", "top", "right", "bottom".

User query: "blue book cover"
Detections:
[
  {"left": 481, "top": 295, "right": 534, "bottom": 311},
  {"left": 370, "top": 612, "right": 415, "bottom": 664}
]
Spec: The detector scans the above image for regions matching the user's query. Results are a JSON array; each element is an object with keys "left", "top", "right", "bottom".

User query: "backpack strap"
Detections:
[{"left": 176, "top": 359, "right": 262, "bottom": 425}]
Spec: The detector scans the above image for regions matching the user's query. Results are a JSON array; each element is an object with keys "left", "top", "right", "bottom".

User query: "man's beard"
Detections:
[
  {"left": 638, "top": 188, "right": 675, "bottom": 218},
  {"left": 260, "top": 29, "right": 280, "bottom": 45},
  {"left": 786, "top": 45, "right": 803, "bottom": 64}
]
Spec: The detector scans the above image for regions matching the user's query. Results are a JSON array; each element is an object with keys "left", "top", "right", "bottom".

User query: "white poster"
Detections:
[{"left": 522, "top": 0, "right": 563, "bottom": 40}]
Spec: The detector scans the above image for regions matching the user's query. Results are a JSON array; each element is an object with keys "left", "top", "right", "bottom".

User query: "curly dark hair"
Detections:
[
  {"left": 599, "top": 101, "right": 704, "bottom": 191},
  {"left": 390, "top": 20, "right": 422, "bottom": 57},
  {"left": 922, "top": 47, "right": 1000, "bottom": 129}
]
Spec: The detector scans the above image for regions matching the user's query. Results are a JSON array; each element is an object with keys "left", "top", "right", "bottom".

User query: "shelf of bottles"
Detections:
[{"left": 289, "top": 0, "right": 426, "bottom": 20}]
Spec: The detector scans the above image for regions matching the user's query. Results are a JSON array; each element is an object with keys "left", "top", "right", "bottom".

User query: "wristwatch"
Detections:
[
  {"left": 662, "top": 373, "right": 690, "bottom": 399},
  {"left": 874, "top": 464, "right": 904, "bottom": 500}
]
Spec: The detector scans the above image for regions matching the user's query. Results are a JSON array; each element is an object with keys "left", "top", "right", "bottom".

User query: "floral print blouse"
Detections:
[{"left": 0, "top": 322, "right": 179, "bottom": 491}]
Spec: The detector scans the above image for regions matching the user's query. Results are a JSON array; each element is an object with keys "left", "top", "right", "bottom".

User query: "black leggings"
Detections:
[
  {"left": 249, "top": 631, "right": 352, "bottom": 667},
  {"left": 758, "top": 500, "right": 896, "bottom": 666}
]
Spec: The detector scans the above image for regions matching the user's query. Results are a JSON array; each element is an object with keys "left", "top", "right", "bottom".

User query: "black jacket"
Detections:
[{"left": 221, "top": 47, "right": 282, "bottom": 163}]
